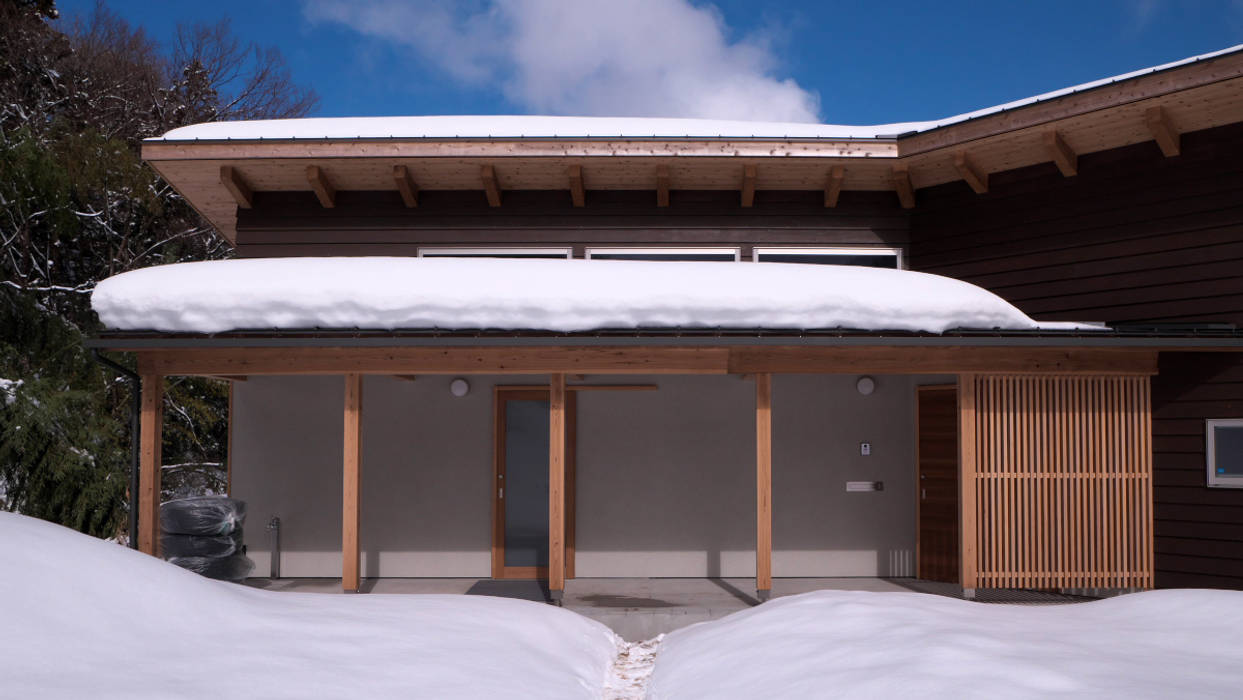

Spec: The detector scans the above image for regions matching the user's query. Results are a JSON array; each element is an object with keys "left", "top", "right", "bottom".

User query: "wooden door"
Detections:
[
  {"left": 491, "top": 388, "right": 576, "bottom": 580},
  {"left": 917, "top": 385, "right": 959, "bottom": 583}
]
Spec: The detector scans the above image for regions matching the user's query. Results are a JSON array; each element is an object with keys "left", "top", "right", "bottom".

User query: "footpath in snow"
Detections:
[{"left": 4, "top": 512, "right": 1243, "bottom": 699}]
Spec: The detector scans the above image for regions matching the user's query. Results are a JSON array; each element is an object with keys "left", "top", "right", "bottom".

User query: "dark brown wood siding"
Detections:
[
  {"left": 233, "top": 190, "right": 909, "bottom": 259},
  {"left": 910, "top": 122, "right": 1243, "bottom": 590}
]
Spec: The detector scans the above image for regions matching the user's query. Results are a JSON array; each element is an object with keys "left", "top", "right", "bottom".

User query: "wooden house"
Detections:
[{"left": 90, "top": 45, "right": 1243, "bottom": 601}]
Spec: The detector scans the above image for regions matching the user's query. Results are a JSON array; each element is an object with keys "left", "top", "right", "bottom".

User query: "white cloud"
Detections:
[{"left": 302, "top": 0, "right": 821, "bottom": 122}]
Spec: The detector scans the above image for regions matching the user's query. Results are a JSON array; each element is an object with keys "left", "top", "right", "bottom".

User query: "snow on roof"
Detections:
[
  {"left": 90, "top": 257, "right": 1095, "bottom": 334},
  {"left": 152, "top": 45, "right": 1242, "bottom": 142}
]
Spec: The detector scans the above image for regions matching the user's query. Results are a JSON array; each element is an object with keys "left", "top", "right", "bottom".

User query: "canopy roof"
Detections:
[{"left": 90, "top": 257, "right": 1095, "bottom": 335}]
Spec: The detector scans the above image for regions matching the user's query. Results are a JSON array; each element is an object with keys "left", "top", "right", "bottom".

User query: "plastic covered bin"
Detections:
[
  {"left": 160, "top": 496, "right": 246, "bottom": 536},
  {"left": 169, "top": 553, "right": 255, "bottom": 582}
]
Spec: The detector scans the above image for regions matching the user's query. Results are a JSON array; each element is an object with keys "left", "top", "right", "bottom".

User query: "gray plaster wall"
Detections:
[{"left": 233, "top": 373, "right": 946, "bottom": 579}]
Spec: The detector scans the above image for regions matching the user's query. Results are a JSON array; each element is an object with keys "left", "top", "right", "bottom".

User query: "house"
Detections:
[{"left": 89, "top": 45, "right": 1243, "bottom": 602}]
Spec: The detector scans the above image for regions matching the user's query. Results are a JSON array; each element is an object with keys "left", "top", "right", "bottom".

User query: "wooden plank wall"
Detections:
[
  {"left": 234, "top": 190, "right": 909, "bottom": 259},
  {"left": 911, "top": 122, "right": 1243, "bottom": 590},
  {"left": 970, "top": 375, "right": 1153, "bottom": 590}
]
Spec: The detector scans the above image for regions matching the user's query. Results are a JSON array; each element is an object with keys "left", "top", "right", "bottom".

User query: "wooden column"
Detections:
[
  {"left": 549, "top": 373, "right": 567, "bottom": 601},
  {"left": 958, "top": 374, "right": 978, "bottom": 596},
  {"left": 756, "top": 373, "right": 773, "bottom": 600},
  {"left": 343, "top": 373, "right": 363, "bottom": 593},
  {"left": 138, "top": 374, "right": 163, "bottom": 556}
]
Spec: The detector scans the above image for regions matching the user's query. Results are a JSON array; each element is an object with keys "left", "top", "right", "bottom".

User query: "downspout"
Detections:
[{"left": 90, "top": 350, "right": 141, "bottom": 550}]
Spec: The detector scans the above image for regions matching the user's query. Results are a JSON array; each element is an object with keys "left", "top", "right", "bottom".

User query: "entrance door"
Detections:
[
  {"left": 917, "top": 385, "right": 959, "bottom": 583},
  {"left": 492, "top": 388, "right": 575, "bottom": 580}
]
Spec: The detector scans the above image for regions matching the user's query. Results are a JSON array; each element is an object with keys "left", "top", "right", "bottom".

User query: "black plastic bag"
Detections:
[
  {"left": 161, "top": 529, "right": 243, "bottom": 558},
  {"left": 160, "top": 496, "right": 246, "bottom": 536},
  {"left": 169, "top": 553, "right": 255, "bottom": 582}
]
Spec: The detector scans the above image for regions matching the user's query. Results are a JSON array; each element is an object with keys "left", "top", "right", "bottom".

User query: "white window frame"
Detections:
[
  {"left": 585, "top": 246, "right": 741, "bottom": 261},
  {"left": 417, "top": 247, "right": 572, "bottom": 259},
  {"left": 1207, "top": 418, "right": 1243, "bottom": 489},
  {"left": 752, "top": 246, "right": 905, "bottom": 269}
]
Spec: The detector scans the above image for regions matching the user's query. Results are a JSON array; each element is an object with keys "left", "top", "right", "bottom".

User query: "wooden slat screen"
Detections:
[{"left": 968, "top": 375, "right": 1153, "bottom": 590}]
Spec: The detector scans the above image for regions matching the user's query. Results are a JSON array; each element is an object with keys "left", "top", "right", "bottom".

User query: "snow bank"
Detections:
[
  {"left": 648, "top": 589, "right": 1243, "bottom": 699},
  {"left": 90, "top": 257, "right": 1091, "bottom": 334},
  {"left": 0, "top": 512, "right": 617, "bottom": 699},
  {"left": 149, "top": 45, "right": 1241, "bottom": 143}
]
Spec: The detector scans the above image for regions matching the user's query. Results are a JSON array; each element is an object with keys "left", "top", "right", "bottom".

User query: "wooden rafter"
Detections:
[
  {"left": 656, "top": 165, "right": 670, "bottom": 207},
  {"left": 306, "top": 165, "right": 336, "bottom": 208},
  {"left": 891, "top": 164, "right": 915, "bottom": 209},
  {"left": 953, "top": 151, "right": 988, "bottom": 194},
  {"left": 568, "top": 164, "right": 585, "bottom": 207},
  {"left": 741, "top": 164, "right": 757, "bottom": 207},
  {"left": 219, "top": 166, "right": 253, "bottom": 209},
  {"left": 1145, "top": 105, "right": 1181, "bottom": 157},
  {"left": 1044, "top": 130, "right": 1078, "bottom": 176},
  {"left": 824, "top": 165, "right": 845, "bottom": 207},
  {"left": 393, "top": 165, "right": 418, "bottom": 207},
  {"left": 481, "top": 164, "right": 502, "bottom": 207}
]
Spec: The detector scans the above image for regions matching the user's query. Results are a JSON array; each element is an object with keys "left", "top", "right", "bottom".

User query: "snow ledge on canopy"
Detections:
[{"left": 89, "top": 257, "right": 1101, "bottom": 335}]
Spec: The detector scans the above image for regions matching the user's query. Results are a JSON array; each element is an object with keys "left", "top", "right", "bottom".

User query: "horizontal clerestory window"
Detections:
[
  {"left": 585, "top": 247, "right": 741, "bottom": 262},
  {"left": 417, "top": 247, "right": 573, "bottom": 259},
  {"left": 752, "top": 247, "right": 904, "bottom": 269}
]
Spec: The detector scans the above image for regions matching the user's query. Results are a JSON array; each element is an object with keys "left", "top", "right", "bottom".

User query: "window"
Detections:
[
  {"left": 585, "top": 247, "right": 741, "bottom": 262},
  {"left": 1207, "top": 419, "right": 1243, "bottom": 488},
  {"left": 417, "top": 247, "right": 572, "bottom": 259},
  {"left": 753, "top": 247, "right": 904, "bottom": 269}
]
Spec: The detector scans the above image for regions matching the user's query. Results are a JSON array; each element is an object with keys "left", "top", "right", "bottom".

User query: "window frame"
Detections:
[
  {"left": 417, "top": 247, "right": 573, "bottom": 259},
  {"left": 585, "top": 246, "right": 742, "bottom": 262},
  {"left": 751, "top": 246, "right": 905, "bottom": 269},
  {"left": 1207, "top": 418, "right": 1243, "bottom": 489}
]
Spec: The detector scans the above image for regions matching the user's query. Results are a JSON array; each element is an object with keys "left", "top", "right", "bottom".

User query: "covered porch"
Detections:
[{"left": 106, "top": 339, "right": 1162, "bottom": 601}]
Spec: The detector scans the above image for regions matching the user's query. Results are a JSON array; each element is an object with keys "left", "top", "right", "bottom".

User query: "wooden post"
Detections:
[
  {"left": 549, "top": 373, "right": 567, "bottom": 602},
  {"left": 343, "top": 373, "right": 363, "bottom": 592},
  {"left": 138, "top": 374, "right": 163, "bottom": 556},
  {"left": 958, "top": 374, "right": 979, "bottom": 596},
  {"left": 756, "top": 373, "right": 773, "bottom": 600}
]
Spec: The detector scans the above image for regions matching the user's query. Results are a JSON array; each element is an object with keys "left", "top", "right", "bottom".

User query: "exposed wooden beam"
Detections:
[
  {"left": 306, "top": 165, "right": 336, "bottom": 208},
  {"left": 1044, "top": 130, "right": 1078, "bottom": 177},
  {"left": 824, "top": 165, "right": 845, "bottom": 208},
  {"left": 393, "top": 165, "right": 418, "bottom": 207},
  {"left": 891, "top": 164, "right": 915, "bottom": 209},
  {"left": 481, "top": 164, "right": 502, "bottom": 207},
  {"left": 755, "top": 372, "right": 772, "bottom": 600},
  {"left": 656, "top": 165, "right": 670, "bottom": 207},
  {"left": 1144, "top": 105, "right": 1181, "bottom": 157},
  {"left": 567, "top": 164, "right": 585, "bottom": 207},
  {"left": 342, "top": 373, "right": 362, "bottom": 593},
  {"left": 218, "top": 166, "right": 253, "bottom": 209},
  {"left": 128, "top": 345, "right": 1162, "bottom": 377},
  {"left": 548, "top": 373, "right": 567, "bottom": 601},
  {"left": 953, "top": 151, "right": 989, "bottom": 194},
  {"left": 740, "top": 164, "right": 757, "bottom": 207},
  {"left": 958, "top": 374, "right": 978, "bottom": 595},
  {"left": 138, "top": 374, "right": 163, "bottom": 556}
]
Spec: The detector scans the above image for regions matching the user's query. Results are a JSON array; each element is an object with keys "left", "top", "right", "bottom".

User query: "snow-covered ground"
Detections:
[
  {"left": 648, "top": 589, "right": 1243, "bottom": 699},
  {"left": 0, "top": 512, "right": 618, "bottom": 700},
  {"left": 90, "top": 256, "right": 1097, "bottom": 334},
  {"left": 5, "top": 511, "right": 1242, "bottom": 699}
]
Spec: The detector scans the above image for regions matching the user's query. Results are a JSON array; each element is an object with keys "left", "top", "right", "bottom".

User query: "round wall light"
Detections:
[
  {"left": 856, "top": 376, "right": 876, "bottom": 396},
  {"left": 449, "top": 378, "right": 470, "bottom": 397}
]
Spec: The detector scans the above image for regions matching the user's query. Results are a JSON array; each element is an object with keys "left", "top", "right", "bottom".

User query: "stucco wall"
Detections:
[{"left": 233, "top": 373, "right": 943, "bottom": 579}]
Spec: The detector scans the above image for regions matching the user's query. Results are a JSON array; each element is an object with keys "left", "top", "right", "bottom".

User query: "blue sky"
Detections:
[{"left": 56, "top": 0, "right": 1243, "bottom": 124}]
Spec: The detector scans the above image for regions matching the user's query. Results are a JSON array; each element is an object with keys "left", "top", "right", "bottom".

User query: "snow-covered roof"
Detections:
[
  {"left": 151, "top": 45, "right": 1241, "bottom": 142},
  {"left": 90, "top": 257, "right": 1094, "bottom": 334}
]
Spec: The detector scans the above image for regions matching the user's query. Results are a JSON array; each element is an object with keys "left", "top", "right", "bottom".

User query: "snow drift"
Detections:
[
  {"left": 647, "top": 589, "right": 1243, "bottom": 699},
  {"left": 90, "top": 257, "right": 1090, "bottom": 334},
  {"left": 0, "top": 512, "right": 617, "bottom": 700}
]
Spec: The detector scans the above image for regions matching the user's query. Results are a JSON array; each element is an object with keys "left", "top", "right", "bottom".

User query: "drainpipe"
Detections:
[
  {"left": 266, "top": 516, "right": 281, "bottom": 579},
  {"left": 90, "top": 350, "right": 141, "bottom": 550}
]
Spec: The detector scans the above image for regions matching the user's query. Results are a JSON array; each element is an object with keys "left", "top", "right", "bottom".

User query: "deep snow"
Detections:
[
  {"left": 647, "top": 588, "right": 1243, "bottom": 699},
  {"left": 90, "top": 256, "right": 1095, "bottom": 334},
  {"left": 0, "top": 512, "right": 618, "bottom": 700}
]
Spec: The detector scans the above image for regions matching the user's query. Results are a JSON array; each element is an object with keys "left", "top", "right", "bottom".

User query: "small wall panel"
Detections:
[{"left": 967, "top": 375, "right": 1153, "bottom": 590}]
